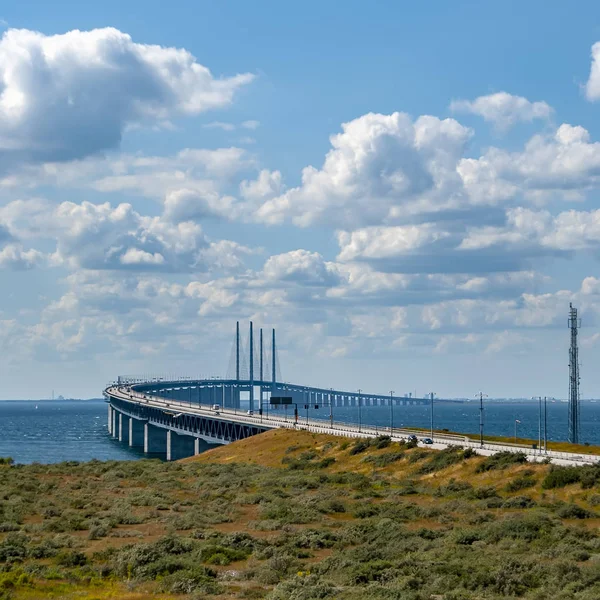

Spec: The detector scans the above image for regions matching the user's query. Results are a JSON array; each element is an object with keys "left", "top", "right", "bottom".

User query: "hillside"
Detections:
[{"left": 1, "top": 430, "right": 600, "bottom": 598}]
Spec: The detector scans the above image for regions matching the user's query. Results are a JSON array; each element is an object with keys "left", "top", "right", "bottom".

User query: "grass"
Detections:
[{"left": 1, "top": 430, "right": 600, "bottom": 598}]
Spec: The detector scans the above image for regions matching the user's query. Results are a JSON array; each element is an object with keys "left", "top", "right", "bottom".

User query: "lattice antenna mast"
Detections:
[{"left": 568, "top": 303, "right": 581, "bottom": 444}]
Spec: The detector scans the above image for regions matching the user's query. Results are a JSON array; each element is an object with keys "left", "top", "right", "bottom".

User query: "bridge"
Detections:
[
  {"left": 104, "top": 321, "right": 430, "bottom": 457},
  {"left": 103, "top": 322, "right": 597, "bottom": 465}
]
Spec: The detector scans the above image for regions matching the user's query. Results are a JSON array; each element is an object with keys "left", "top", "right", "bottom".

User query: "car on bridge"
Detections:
[{"left": 422, "top": 438, "right": 434, "bottom": 444}]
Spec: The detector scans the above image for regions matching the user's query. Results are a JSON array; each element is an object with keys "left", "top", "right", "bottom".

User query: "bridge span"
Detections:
[{"left": 104, "top": 380, "right": 598, "bottom": 466}]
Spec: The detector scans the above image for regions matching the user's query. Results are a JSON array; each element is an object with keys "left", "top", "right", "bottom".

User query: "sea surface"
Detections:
[{"left": 1, "top": 398, "right": 599, "bottom": 464}]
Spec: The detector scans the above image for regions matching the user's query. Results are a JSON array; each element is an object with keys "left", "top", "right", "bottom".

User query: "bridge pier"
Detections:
[
  {"left": 129, "top": 417, "right": 145, "bottom": 448},
  {"left": 107, "top": 404, "right": 112, "bottom": 435},
  {"left": 144, "top": 423, "right": 167, "bottom": 455}
]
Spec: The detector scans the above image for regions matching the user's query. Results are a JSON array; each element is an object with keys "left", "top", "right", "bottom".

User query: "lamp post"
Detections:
[
  {"left": 514, "top": 419, "right": 520, "bottom": 444},
  {"left": 533, "top": 396, "right": 542, "bottom": 454},
  {"left": 476, "top": 392, "right": 488, "bottom": 447},
  {"left": 390, "top": 390, "right": 394, "bottom": 434},
  {"left": 430, "top": 392, "right": 435, "bottom": 439},
  {"left": 357, "top": 389, "right": 362, "bottom": 433}
]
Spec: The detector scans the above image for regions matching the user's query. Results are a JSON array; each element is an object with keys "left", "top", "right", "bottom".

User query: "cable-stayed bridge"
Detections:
[{"left": 103, "top": 321, "right": 598, "bottom": 465}]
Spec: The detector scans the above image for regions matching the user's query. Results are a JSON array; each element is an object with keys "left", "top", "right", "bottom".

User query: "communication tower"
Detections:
[{"left": 568, "top": 303, "right": 581, "bottom": 444}]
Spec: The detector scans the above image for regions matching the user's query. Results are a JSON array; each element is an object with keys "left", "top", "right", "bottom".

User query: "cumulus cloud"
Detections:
[
  {"left": 240, "top": 169, "right": 283, "bottom": 201},
  {"left": 334, "top": 202, "right": 600, "bottom": 276},
  {"left": 262, "top": 250, "right": 341, "bottom": 286},
  {"left": 585, "top": 42, "right": 600, "bottom": 101},
  {"left": 458, "top": 124, "right": 600, "bottom": 204},
  {"left": 450, "top": 92, "right": 552, "bottom": 130},
  {"left": 256, "top": 112, "right": 472, "bottom": 227},
  {"left": 0, "top": 27, "right": 254, "bottom": 167},
  {"left": 0, "top": 198, "right": 254, "bottom": 273},
  {"left": 0, "top": 243, "right": 44, "bottom": 269},
  {"left": 163, "top": 189, "right": 238, "bottom": 221}
]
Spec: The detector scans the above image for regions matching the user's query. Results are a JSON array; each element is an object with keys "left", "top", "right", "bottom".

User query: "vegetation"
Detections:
[{"left": 0, "top": 430, "right": 600, "bottom": 598}]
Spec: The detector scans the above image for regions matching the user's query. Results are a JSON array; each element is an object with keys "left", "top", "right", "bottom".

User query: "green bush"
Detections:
[
  {"left": 475, "top": 451, "right": 528, "bottom": 473},
  {"left": 542, "top": 466, "right": 582, "bottom": 489},
  {"left": 197, "top": 544, "right": 250, "bottom": 565},
  {"left": 55, "top": 550, "right": 87, "bottom": 567},
  {"left": 363, "top": 451, "right": 404, "bottom": 467},
  {"left": 418, "top": 446, "right": 472, "bottom": 474},
  {"left": 505, "top": 475, "right": 536, "bottom": 493},
  {"left": 159, "top": 566, "right": 220, "bottom": 595},
  {"left": 556, "top": 503, "right": 594, "bottom": 519},
  {"left": 349, "top": 440, "right": 370, "bottom": 456}
]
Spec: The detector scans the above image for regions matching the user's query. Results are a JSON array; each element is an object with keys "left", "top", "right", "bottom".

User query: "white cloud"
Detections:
[
  {"left": 458, "top": 124, "right": 600, "bottom": 204},
  {"left": 202, "top": 121, "right": 236, "bottom": 131},
  {"left": 0, "top": 27, "right": 254, "bottom": 166},
  {"left": 241, "top": 120, "right": 260, "bottom": 130},
  {"left": 0, "top": 198, "right": 254, "bottom": 273},
  {"left": 585, "top": 41, "right": 600, "bottom": 101},
  {"left": 0, "top": 243, "right": 44, "bottom": 269},
  {"left": 163, "top": 189, "right": 238, "bottom": 221},
  {"left": 240, "top": 169, "right": 283, "bottom": 201},
  {"left": 450, "top": 92, "right": 552, "bottom": 130},
  {"left": 256, "top": 112, "right": 472, "bottom": 227},
  {"left": 262, "top": 250, "right": 341, "bottom": 286}
]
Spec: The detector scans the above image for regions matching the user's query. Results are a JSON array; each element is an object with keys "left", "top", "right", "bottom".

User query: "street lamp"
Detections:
[
  {"left": 514, "top": 419, "right": 521, "bottom": 444},
  {"left": 390, "top": 390, "right": 394, "bottom": 434},
  {"left": 357, "top": 389, "right": 362, "bottom": 433},
  {"left": 430, "top": 392, "right": 435, "bottom": 439},
  {"left": 476, "top": 392, "right": 488, "bottom": 447}
]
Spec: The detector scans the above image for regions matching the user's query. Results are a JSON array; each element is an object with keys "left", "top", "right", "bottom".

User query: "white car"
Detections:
[
  {"left": 247, "top": 410, "right": 254, "bottom": 415},
  {"left": 211, "top": 404, "right": 221, "bottom": 411}
]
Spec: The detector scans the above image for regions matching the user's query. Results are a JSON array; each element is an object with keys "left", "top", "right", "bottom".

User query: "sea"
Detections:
[{"left": 0, "top": 398, "right": 599, "bottom": 464}]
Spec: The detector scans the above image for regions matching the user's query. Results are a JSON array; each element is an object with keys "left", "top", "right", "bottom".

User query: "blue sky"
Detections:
[{"left": 2, "top": 1, "right": 600, "bottom": 399}]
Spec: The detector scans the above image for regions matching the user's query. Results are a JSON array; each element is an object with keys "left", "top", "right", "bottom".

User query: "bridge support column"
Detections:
[
  {"left": 144, "top": 423, "right": 167, "bottom": 455},
  {"left": 194, "top": 438, "right": 200, "bottom": 455},
  {"left": 168, "top": 432, "right": 196, "bottom": 460},
  {"left": 107, "top": 404, "right": 112, "bottom": 435},
  {"left": 166, "top": 430, "right": 172, "bottom": 461},
  {"left": 118, "top": 413, "right": 123, "bottom": 442},
  {"left": 129, "top": 417, "right": 144, "bottom": 448},
  {"left": 121, "top": 415, "right": 130, "bottom": 445},
  {"left": 112, "top": 409, "right": 117, "bottom": 438}
]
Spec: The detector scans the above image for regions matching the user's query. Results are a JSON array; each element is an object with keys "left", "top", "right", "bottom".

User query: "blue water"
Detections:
[
  {"left": 0, "top": 399, "right": 599, "bottom": 464},
  {"left": 0, "top": 400, "right": 144, "bottom": 464}
]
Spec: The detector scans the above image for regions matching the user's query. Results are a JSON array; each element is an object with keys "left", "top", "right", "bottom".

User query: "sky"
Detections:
[{"left": 2, "top": 1, "right": 600, "bottom": 399}]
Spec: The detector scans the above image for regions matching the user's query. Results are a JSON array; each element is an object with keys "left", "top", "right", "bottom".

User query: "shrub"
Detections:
[
  {"left": 0, "top": 533, "right": 28, "bottom": 563},
  {"left": 502, "top": 496, "right": 536, "bottom": 509},
  {"left": 475, "top": 451, "right": 528, "bottom": 473},
  {"left": 159, "top": 566, "right": 220, "bottom": 595},
  {"left": 0, "top": 458, "right": 14, "bottom": 466},
  {"left": 556, "top": 503, "right": 594, "bottom": 519},
  {"left": 505, "top": 476, "right": 536, "bottom": 493},
  {"left": 317, "top": 457, "right": 336, "bottom": 469},
  {"left": 408, "top": 449, "right": 429, "bottom": 464},
  {"left": 418, "top": 447, "right": 470, "bottom": 474},
  {"left": 349, "top": 440, "right": 370, "bottom": 456},
  {"left": 55, "top": 550, "right": 87, "bottom": 567},
  {"left": 363, "top": 451, "right": 404, "bottom": 467},
  {"left": 198, "top": 544, "right": 250, "bottom": 565},
  {"left": 373, "top": 436, "right": 392, "bottom": 449},
  {"left": 542, "top": 466, "right": 582, "bottom": 489}
]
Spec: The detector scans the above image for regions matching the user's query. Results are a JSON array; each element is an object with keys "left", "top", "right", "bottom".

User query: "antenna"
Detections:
[{"left": 568, "top": 303, "right": 581, "bottom": 444}]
